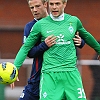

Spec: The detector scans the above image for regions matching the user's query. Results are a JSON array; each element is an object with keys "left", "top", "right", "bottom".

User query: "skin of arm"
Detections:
[{"left": 73, "top": 32, "right": 85, "bottom": 48}]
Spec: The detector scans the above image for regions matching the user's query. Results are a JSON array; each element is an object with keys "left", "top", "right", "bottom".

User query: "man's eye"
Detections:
[
  {"left": 50, "top": 3, "right": 53, "bottom": 6},
  {"left": 30, "top": 7, "right": 34, "bottom": 9},
  {"left": 36, "top": 5, "right": 40, "bottom": 8},
  {"left": 56, "top": 3, "right": 60, "bottom": 5}
]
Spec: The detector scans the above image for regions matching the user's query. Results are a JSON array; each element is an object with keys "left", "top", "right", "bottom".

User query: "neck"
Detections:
[
  {"left": 50, "top": 12, "right": 64, "bottom": 21},
  {"left": 44, "top": 11, "right": 49, "bottom": 17},
  {"left": 34, "top": 11, "right": 48, "bottom": 21}
]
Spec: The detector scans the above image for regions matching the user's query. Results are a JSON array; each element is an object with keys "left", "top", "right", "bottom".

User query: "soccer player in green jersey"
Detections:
[{"left": 13, "top": 0, "right": 100, "bottom": 99}]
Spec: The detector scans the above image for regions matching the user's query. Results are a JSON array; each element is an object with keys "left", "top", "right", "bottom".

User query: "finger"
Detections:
[
  {"left": 10, "top": 83, "right": 15, "bottom": 89},
  {"left": 76, "top": 32, "right": 79, "bottom": 35},
  {"left": 73, "top": 38, "right": 80, "bottom": 41},
  {"left": 10, "top": 77, "right": 19, "bottom": 89},
  {"left": 45, "top": 35, "right": 56, "bottom": 43},
  {"left": 73, "top": 36, "right": 81, "bottom": 43},
  {"left": 75, "top": 35, "right": 80, "bottom": 39},
  {"left": 17, "top": 77, "right": 19, "bottom": 81},
  {"left": 45, "top": 35, "right": 53, "bottom": 42},
  {"left": 48, "top": 36, "right": 56, "bottom": 44},
  {"left": 45, "top": 35, "right": 56, "bottom": 47},
  {"left": 74, "top": 39, "right": 81, "bottom": 45},
  {"left": 50, "top": 36, "right": 56, "bottom": 41},
  {"left": 97, "top": 55, "right": 100, "bottom": 60},
  {"left": 74, "top": 40, "right": 81, "bottom": 43},
  {"left": 74, "top": 43, "right": 80, "bottom": 46},
  {"left": 51, "top": 38, "right": 56, "bottom": 44},
  {"left": 49, "top": 41, "right": 56, "bottom": 46},
  {"left": 48, "top": 35, "right": 54, "bottom": 38},
  {"left": 73, "top": 38, "right": 81, "bottom": 43},
  {"left": 51, "top": 37, "right": 56, "bottom": 43}
]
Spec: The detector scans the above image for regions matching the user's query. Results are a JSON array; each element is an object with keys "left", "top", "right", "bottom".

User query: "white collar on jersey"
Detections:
[
  {"left": 34, "top": 18, "right": 38, "bottom": 22},
  {"left": 50, "top": 12, "right": 64, "bottom": 21}
]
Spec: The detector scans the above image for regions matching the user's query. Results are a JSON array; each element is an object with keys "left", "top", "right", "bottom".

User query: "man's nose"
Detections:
[
  {"left": 53, "top": 4, "right": 56, "bottom": 9},
  {"left": 33, "top": 7, "right": 37, "bottom": 11}
]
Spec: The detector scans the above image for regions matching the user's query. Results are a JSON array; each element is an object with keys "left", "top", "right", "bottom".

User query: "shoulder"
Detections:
[
  {"left": 64, "top": 13, "right": 80, "bottom": 23},
  {"left": 31, "top": 16, "right": 50, "bottom": 29},
  {"left": 24, "top": 19, "right": 37, "bottom": 36},
  {"left": 65, "top": 13, "right": 79, "bottom": 19},
  {"left": 25, "top": 19, "right": 37, "bottom": 28},
  {"left": 37, "top": 16, "right": 51, "bottom": 23}
]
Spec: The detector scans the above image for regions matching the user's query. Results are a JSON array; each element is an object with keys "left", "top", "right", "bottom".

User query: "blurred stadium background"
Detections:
[{"left": 0, "top": 0, "right": 100, "bottom": 100}]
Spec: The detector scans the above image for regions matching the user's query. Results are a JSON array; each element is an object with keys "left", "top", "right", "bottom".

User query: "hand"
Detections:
[
  {"left": 45, "top": 35, "right": 56, "bottom": 47},
  {"left": 97, "top": 55, "right": 100, "bottom": 61},
  {"left": 10, "top": 77, "right": 19, "bottom": 89},
  {"left": 73, "top": 32, "right": 82, "bottom": 46}
]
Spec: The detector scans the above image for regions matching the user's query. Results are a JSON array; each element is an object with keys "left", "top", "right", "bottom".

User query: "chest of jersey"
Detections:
[{"left": 40, "top": 20, "right": 77, "bottom": 44}]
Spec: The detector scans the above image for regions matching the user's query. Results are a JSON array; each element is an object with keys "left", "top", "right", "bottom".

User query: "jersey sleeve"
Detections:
[
  {"left": 23, "top": 24, "right": 31, "bottom": 43},
  {"left": 76, "top": 17, "right": 100, "bottom": 54},
  {"left": 23, "top": 23, "right": 49, "bottom": 58},
  {"left": 77, "top": 39, "right": 85, "bottom": 48},
  {"left": 27, "top": 41, "right": 49, "bottom": 58},
  {"left": 14, "top": 22, "right": 41, "bottom": 69}
]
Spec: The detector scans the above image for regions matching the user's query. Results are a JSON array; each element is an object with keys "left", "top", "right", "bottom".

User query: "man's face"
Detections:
[
  {"left": 49, "top": 0, "right": 66, "bottom": 17},
  {"left": 28, "top": 0, "right": 47, "bottom": 20}
]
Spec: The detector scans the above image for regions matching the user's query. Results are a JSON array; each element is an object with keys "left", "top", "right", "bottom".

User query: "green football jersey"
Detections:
[{"left": 14, "top": 13, "right": 100, "bottom": 72}]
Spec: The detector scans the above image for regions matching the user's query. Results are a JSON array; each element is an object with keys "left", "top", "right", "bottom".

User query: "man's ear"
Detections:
[
  {"left": 63, "top": 2, "right": 67, "bottom": 9},
  {"left": 44, "top": 2, "right": 48, "bottom": 8}
]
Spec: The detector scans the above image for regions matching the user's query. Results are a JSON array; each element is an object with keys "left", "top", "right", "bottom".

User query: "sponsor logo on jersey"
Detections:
[
  {"left": 47, "top": 30, "right": 54, "bottom": 33},
  {"left": 56, "top": 34, "right": 71, "bottom": 44}
]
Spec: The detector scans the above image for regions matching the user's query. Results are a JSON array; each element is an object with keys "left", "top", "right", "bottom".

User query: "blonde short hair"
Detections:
[
  {"left": 62, "top": 0, "right": 67, "bottom": 2},
  {"left": 27, "top": 0, "right": 48, "bottom": 3},
  {"left": 48, "top": 0, "right": 67, "bottom": 3}
]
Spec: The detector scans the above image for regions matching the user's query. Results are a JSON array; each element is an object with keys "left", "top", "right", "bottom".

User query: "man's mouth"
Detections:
[
  {"left": 52, "top": 11, "right": 58, "bottom": 15},
  {"left": 52, "top": 11, "right": 58, "bottom": 12},
  {"left": 34, "top": 13, "right": 39, "bottom": 16}
]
